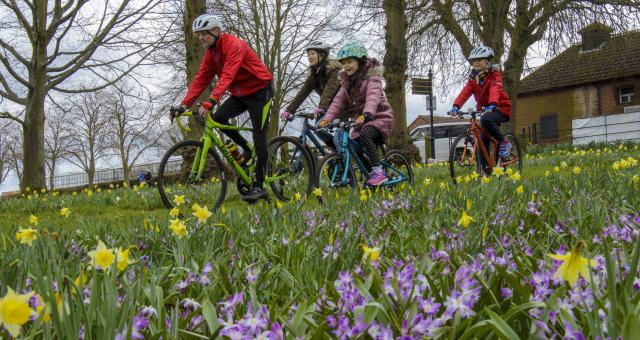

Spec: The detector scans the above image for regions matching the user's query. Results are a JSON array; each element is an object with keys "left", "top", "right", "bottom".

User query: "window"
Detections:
[
  {"left": 540, "top": 114, "right": 558, "bottom": 140},
  {"left": 619, "top": 86, "right": 634, "bottom": 104}
]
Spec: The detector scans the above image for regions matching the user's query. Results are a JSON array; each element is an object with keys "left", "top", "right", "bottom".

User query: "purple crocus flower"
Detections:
[
  {"left": 563, "top": 321, "right": 586, "bottom": 340},
  {"left": 500, "top": 287, "right": 513, "bottom": 299},
  {"left": 419, "top": 296, "right": 441, "bottom": 315},
  {"left": 527, "top": 201, "right": 541, "bottom": 215}
]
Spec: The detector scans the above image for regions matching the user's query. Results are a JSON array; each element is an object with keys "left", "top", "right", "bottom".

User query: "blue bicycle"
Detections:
[
  {"left": 277, "top": 111, "right": 335, "bottom": 177},
  {"left": 314, "top": 119, "right": 414, "bottom": 195}
]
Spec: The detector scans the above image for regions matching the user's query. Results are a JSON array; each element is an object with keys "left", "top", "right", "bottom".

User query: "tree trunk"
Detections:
[
  {"left": 503, "top": 48, "right": 526, "bottom": 134},
  {"left": 48, "top": 159, "right": 55, "bottom": 190},
  {"left": 184, "top": 0, "right": 208, "bottom": 140},
  {"left": 21, "top": 0, "right": 48, "bottom": 193},
  {"left": 383, "top": 0, "right": 410, "bottom": 150},
  {"left": 22, "top": 80, "right": 47, "bottom": 193}
]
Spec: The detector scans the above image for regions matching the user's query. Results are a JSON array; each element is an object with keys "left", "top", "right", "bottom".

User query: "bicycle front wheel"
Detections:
[
  {"left": 449, "top": 134, "right": 479, "bottom": 183},
  {"left": 315, "top": 153, "right": 357, "bottom": 202},
  {"left": 382, "top": 150, "right": 414, "bottom": 187},
  {"left": 266, "top": 136, "right": 314, "bottom": 201},
  {"left": 158, "top": 140, "right": 227, "bottom": 211}
]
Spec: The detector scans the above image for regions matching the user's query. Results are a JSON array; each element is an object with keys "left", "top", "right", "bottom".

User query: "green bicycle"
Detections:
[{"left": 157, "top": 110, "right": 313, "bottom": 211}]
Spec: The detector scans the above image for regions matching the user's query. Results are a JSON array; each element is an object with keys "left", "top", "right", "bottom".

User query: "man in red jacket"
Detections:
[
  {"left": 449, "top": 45, "right": 512, "bottom": 162},
  {"left": 173, "top": 14, "right": 273, "bottom": 203}
]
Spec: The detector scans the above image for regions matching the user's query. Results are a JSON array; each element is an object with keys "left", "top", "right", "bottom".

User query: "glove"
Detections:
[
  {"left": 199, "top": 98, "right": 219, "bottom": 117},
  {"left": 319, "top": 119, "right": 330, "bottom": 128},
  {"left": 484, "top": 103, "right": 497, "bottom": 113},
  {"left": 170, "top": 106, "right": 186, "bottom": 123},
  {"left": 313, "top": 108, "right": 325, "bottom": 120},
  {"left": 448, "top": 106, "right": 459, "bottom": 116},
  {"left": 280, "top": 111, "right": 292, "bottom": 121}
]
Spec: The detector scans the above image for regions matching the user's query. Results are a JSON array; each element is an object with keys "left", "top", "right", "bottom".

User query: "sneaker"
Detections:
[
  {"left": 498, "top": 140, "right": 512, "bottom": 158},
  {"left": 366, "top": 169, "right": 388, "bottom": 186},
  {"left": 241, "top": 186, "right": 268, "bottom": 203}
]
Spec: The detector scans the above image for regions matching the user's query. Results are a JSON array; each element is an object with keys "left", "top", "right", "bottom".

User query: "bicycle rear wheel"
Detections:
[
  {"left": 158, "top": 140, "right": 227, "bottom": 211},
  {"left": 449, "top": 133, "right": 480, "bottom": 183},
  {"left": 266, "top": 136, "right": 314, "bottom": 201},
  {"left": 497, "top": 133, "right": 523, "bottom": 173},
  {"left": 382, "top": 150, "right": 414, "bottom": 187}
]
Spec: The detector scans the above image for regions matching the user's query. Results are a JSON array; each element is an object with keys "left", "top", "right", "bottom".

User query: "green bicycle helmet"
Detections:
[{"left": 336, "top": 42, "right": 368, "bottom": 61}]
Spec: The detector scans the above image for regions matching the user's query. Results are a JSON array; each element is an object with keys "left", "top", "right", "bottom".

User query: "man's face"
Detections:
[{"left": 197, "top": 28, "right": 220, "bottom": 48}]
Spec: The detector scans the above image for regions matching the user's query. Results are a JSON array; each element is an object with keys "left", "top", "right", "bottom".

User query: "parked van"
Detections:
[{"left": 411, "top": 122, "right": 470, "bottom": 161}]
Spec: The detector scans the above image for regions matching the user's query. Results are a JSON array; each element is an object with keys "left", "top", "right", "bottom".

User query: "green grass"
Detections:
[{"left": 0, "top": 142, "right": 639, "bottom": 339}]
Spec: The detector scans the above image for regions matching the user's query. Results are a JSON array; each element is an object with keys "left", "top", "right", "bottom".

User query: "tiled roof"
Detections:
[
  {"left": 408, "top": 115, "right": 464, "bottom": 132},
  {"left": 519, "top": 30, "right": 640, "bottom": 95}
]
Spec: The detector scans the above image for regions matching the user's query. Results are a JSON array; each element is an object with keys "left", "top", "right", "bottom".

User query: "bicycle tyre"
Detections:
[
  {"left": 382, "top": 149, "right": 414, "bottom": 187},
  {"left": 449, "top": 133, "right": 480, "bottom": 183},
  {"left": 267, "top": 136, "right": 314, "bottom": 201},
  {"left": 158, "top": 140, "right": 227, "bottom": 211}
]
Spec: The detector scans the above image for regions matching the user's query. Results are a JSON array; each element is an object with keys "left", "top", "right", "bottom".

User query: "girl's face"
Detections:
[
  {"left": 341, "top": 58, "right": 359, "bottom": 76},
  {"left": 471, "top": 58, "right": 489, "bottom": 71},
  {"left": 307, "top": 50, "right": 320, "bottom": 66}
]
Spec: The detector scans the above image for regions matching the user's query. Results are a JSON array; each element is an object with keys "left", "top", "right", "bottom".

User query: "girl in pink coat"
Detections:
[{"left": 320, "top": 42, "right": 395, "bottom": 186}]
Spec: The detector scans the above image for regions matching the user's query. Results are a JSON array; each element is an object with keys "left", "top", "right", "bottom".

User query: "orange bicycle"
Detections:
[{"left": 448, "top": 110, "right": 523, "bottom": 182}]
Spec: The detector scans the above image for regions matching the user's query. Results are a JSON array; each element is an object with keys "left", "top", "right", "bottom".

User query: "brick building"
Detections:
[{"left": 516, "top": 22, "right": 640, "bottom": 143}]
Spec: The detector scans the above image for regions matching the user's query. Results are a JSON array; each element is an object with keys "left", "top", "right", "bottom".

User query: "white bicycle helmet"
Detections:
[
  {"left": 468, "top": 45, "right": 494, "bottom": 60},
  {"left": 305, "top": 40, "right": 331, "bottom": 53},
  {"left": 192, "top": 14, "right": 223, "bottom": 33}
]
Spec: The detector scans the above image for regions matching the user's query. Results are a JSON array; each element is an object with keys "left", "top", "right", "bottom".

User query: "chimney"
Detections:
[{"left": 579, "top": 22, "right": 614, "bottom": 51}]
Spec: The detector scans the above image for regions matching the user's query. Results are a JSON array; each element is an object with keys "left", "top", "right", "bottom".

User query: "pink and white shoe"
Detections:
[{"left": 366, "top": 169, "right": 388, "bottom": 186}]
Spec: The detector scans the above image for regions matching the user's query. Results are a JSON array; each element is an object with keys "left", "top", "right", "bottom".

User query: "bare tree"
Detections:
[
  {"left": 63, "top": 91, "right": 110, "bottom": 189},
  {"left": 0, "top": 0, "right": 174, "bottom": 192},
  {"left": 209, "top": 0, "right": 344, "bottom": 138},
  {"left": 105, "top": 85, "right": 165, "bottom": 187},
  {"left": 0, "top": 122, "right": 13, "bottom": 187},
  {"left": 3, "top": 124, "right": 24, "bottom": 188},
  {"left": 44, "top": 108, "right": 72, "bottom": 190}
]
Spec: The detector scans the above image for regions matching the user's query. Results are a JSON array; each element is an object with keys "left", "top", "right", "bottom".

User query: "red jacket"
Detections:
[
  {"left": 181, "top": 33, "right": 273, "bottom": 107},
  {"left": 453, "top": 69, "right": 512, "bottom": 117}
]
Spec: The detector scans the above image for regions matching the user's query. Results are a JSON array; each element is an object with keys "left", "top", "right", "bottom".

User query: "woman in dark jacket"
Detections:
[{"left": 280, "top": 41, "right": 341, "bottom": 150}]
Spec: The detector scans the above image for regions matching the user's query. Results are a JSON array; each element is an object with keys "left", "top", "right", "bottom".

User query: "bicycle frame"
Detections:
[
  {"left": 463, "top": 111, "right": 518, "bottom": 170},
  {"left": 176, "top": 111, "right": 257, "bottom": 186},
  {"left": 334, "top": 127, "right": 409, "bottom": 187},
  {"left": 299, "top": 116, "right": 328, "bottom": 154}
]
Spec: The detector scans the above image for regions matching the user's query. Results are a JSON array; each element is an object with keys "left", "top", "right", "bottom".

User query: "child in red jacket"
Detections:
[{"left": 449, "top": 45, "right": 512, "bottom": 159}]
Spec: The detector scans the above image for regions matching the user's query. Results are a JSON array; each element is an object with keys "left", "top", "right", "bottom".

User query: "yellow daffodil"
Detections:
[
  {"left": 28, "top": 215, "right": 38, "bottom": 226},
  {"left": 15, "top": 227, "right": 37, "bottom": 246},
  {"left": 60, "top": 207, "right": 71, "bottom": 218},
  {"left": 0, "top": 287, "right": 35, "bottom": 337},
  {"left": 423, "top": 178, "right": 432, "bottom": 186},
  {"left": 174, "top": 195, "right": 185, "bottom": 206},
  {"left": 359, "top": 189, "right": 368, "bottom": 202},
  {"left": 481, "top": 177, "right": 491, "bottom": 184},
  {"left": 516, "top": 185, "right": 524, "bottom": 194},
  {"left": 361, "top": 244, "right": 381, "bottom": 263},
  {"left": 313, "top": 187, "right": 322, "bottom": 197},
  {"left": 87, "top": 240, "right": 115, "bottom": 270},
  {"left": 169, "top": 208, "right": 180, "bottom": 217},
  {"left": 458, "top": 211, "right": 474, "bottom": 228},
  {"left": 548, "top": 241, "right": 597, "bottom": 287},
  {"left": 169, "top": 219, "right": 187, "bottom": 238},
  {"left": 493, "top": 167, "right": 504, "bottom": 176},
  {"left": 572, "top": 166, "right": 581, "bottom": 175},
  {"left": 509, "top": 172, "right": 521, "bottom": 181},
  {"left": 192, "top": 203, "right": 212, "bottom": 224},
  {"left": 294, "top": 192, "right": 302, "bottom": 201},
  {"left": 116, "top": 248, "right": 135, "bottom": 271}
]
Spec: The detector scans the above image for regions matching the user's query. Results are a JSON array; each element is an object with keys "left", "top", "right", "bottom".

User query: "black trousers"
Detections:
[
  {"left": 478, "top": 109, "right": 509, "bottom": 171},
  {"left": 213, "top": 84, "right": 272, "bottom": 187}
]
